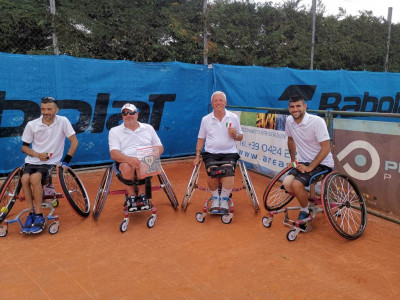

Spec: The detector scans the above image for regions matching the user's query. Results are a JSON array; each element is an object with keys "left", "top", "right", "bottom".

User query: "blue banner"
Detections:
[
  {"left": 0, "top": 53, "right": 211, "bottom": 173},
  {"left": 213, "top": 64, "right": 400, "bottom": 114},
  {"left": 1, "top": 54, "right": 400, "bottom": 173}
]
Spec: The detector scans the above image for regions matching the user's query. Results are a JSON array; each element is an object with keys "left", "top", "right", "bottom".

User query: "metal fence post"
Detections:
[{"left": 49, "top": 0, "right": 59, "bottom": 55}]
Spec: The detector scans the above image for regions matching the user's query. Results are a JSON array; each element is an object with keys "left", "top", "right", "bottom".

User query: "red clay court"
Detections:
[{"left": 2, "top": 159, "right": 400, "bottom": 299}]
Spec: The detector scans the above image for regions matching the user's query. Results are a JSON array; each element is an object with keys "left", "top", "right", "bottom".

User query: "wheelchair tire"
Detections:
[
  {"left": 181, "top": 162, "right": 201, "bottom": 211},
  {"left": 0, "top": 167, "right": 22, "bottom": 222},
  {"left": 321, "top": 172, "right": 367, "bottom": 240},
  {"left": 57, "top": 166, "right": 90, "bottom": 217},
  {"left": 92, "top": 164, "right": 113, "bottom": 220},
  {"left": 238, "top": 161, "right": 260, "bottom": 212},
  {"left": 263, "top": 167, "right": 294, "bottom": 211},
  {"left": 157, "top": 168, "right": 179, "bottom": 210}
]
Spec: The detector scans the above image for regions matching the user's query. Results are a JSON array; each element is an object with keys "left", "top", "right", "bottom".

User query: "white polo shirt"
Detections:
[
  {"left": 285, "top": 112, "right": 334, "bottom": 168},
  {"left": 22, "top": 115, "right": 76, "bottom": 165},
  {"left": 198, "top": 109, "right": 242, "bottom": 154},
  {"left": 108, "top": 122, "right": 162, "bottom": 157}
]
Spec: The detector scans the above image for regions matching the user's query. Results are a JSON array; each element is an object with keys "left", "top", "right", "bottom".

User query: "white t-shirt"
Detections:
[
  {"left": 198, "top": 109, "right": 242, "bottom": 154},
  {"left": 108, "top": 122, "right": 162, "bottom": 157},
  {"left": 22, "top": 115, "right": 76, "bottom": 165},
  {"left": 285, "top": 112, "right": 334, "bottom": 168}
]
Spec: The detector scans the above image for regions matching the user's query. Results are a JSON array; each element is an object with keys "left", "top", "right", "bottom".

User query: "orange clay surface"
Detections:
[{"left": 1, "top": 159, "right": 399, "bottom": 299}]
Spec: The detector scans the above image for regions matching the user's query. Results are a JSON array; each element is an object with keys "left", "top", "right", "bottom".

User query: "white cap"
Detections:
[{"left": 121, "top": 103, "right": 137, "bottom": 112}]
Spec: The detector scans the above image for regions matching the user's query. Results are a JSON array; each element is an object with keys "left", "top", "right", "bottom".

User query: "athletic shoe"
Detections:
[
  {"left": 210, "top": 196, "right": 220, "bottom": 213},
  {"left": 43, "top": 183, "right": 56, "bottom": 196},
  {"left": 138, "top": 194, "right": 150, "bottom": 210},
  {"left": 29, "top": 215, "right": 46, "bottom": 234},
  {"left": 219, "top": 197, "right": 230, "bottom": 213},
  {"left": 298, "top": 210, "right": 310, "bottom": 230},
  {"left": 125, "top": 195, "right": 138, "bottom": 212},
  {"left": 21, "top": 212, "right": 35, "bottom": 234}
]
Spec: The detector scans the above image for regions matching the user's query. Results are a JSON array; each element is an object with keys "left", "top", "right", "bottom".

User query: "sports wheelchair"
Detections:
[
  {"left": 0, "top": 164, "right": 90, "bottom": 237},
  {"left": 181, "top": 160, "right": 259, "bottom": 224},
  {"left": 92, "top": 163, "right": 178, "bottom": 232},
  {"left": 262, "top": 166, "right": 368, "bottom": 241}
]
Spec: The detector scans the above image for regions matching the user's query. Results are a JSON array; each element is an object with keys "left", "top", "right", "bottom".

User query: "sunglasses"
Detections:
[{"left": 121, "top": 111, "right": 137, "bottom": 116}]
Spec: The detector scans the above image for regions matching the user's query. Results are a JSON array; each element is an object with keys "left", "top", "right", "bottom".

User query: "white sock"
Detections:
[
  {"left": 211, "top": 189, "right": 219, "bottom": 198},
  {"left": 220, "top": 187, "right": 232, "bottom": 199},
  {"left": 300, "top": 206, "right": 309, "bottom": 214}
]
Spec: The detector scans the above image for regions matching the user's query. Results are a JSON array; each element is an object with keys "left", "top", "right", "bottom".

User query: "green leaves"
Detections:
[{"left": 0, "top": 0, "right": 399, "bottom": 72}]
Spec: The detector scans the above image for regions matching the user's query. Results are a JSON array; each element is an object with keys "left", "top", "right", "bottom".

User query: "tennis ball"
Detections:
[{"left": 1, "top": 206, "right": 8, "bottom": 214}]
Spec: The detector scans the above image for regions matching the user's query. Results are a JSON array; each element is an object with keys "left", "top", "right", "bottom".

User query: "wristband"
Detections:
[
  {"left": 291, "top": 160, "right": 298, "bottom": 168},
  {"left": 62, "top": 154, "right": 72, "bottom": 164}
]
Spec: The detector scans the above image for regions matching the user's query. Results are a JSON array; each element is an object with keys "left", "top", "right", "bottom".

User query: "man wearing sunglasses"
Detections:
[
  {"left": 20, "top": 96, "right": 78, "bottom": 234},
  {"left": 109, "top": 103, "right": 164, "bottom": 211}
]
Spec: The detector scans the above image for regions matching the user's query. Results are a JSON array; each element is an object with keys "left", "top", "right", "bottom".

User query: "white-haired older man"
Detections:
[{"left": 193, "top": 91, "right": 243, "bottom": 213}]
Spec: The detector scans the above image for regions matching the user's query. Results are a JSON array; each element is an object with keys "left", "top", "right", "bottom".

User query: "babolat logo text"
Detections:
[
  {"left": 0, "top": 92, "right": 176, "bottom": 138},
  {"left": 278, "top": 85, "right": 400, "bottom": 114},
  {"left": 319, "top": 92, "right": 400, "bottom": 114}
]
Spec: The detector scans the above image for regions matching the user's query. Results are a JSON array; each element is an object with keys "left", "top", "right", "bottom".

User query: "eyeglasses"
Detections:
[{"left": 121, "top": 111, "right": 137, "bottom": 116}]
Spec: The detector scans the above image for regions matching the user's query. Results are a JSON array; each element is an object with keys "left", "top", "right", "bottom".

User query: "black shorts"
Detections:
[
  {"left": 114, "top": 162, "right": 145, "bottom": 186},
  {"left": 288, "top": 162, "right": 332, "bottom": 187},
  {"left": 202, "top": 152, "right": 240, "bottom": 173},
  {"left": 23, "top": 164, "right": 55, "bottom": 184}
]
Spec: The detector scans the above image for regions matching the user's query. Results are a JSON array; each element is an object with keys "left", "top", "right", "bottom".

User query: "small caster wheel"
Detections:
[
  {"left": 52, "top": 200, "right": 59, "bottom": 208},
  {"left": 262, "top": 216, "right": 272, "bottom": 228},
  {"left": 221, "top": 214, "right": 232, "bottom": 224},
  {"left": 0, "top": 229, "right": 8, "bottom": 237},
  {"left": 120, "top": 220, "right": 128, "bottom": 233},
  {"left": 287, "top": 229, "right": 297, "bottom": 242},
  {"left": 48, "top": 222, "right": 59, "bottom": 235},
  {"left": 147, "top": 216, "right": 156, "bottom": 228},
  {"left": 196, "top": 212, "right": 205, "bottom": 223}
]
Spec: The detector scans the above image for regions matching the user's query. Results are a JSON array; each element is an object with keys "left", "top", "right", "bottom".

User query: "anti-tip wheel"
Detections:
[
  {"left": 195, "top": 212, "right": 205, "bottom": 223},
  {"left": 147, "top": 216, "right": 156, "bottom": 228},
  {"left": 0, "top": 228, "right": 8, "bottom": 237},
  {"left": 48, "top": 222, "right": 59, "bottom": 235},
  {"left": 262, "top": 216, "right": 272, "bottom": 228},
  {"left": 286, "top": 229, "right": 298, "bottom": 242},
  {"left": 120, "top": 220, "right": 128, "bottom": 233},
  {"left": 221, "top": 214, "right": 232, "bottom": 224}
]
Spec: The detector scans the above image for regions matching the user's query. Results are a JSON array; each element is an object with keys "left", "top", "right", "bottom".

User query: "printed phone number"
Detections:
[{"left": 240, "top": 140, "right": 290, "bottom": 158}]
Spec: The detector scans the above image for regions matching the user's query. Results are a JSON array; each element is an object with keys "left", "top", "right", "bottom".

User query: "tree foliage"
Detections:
[{"left": 0, "top": 0, "right": 399, "bottom": 72}]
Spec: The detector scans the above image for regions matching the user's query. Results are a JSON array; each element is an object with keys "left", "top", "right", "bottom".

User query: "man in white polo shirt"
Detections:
[
  {"left": 21, "top": 96, "right": 78, "bottom": 234},
  {"left": 193, "top": 91, "right": 243, "bottom": 213},
  {"left": 109, "top": 103, "right": 163, "bottom": 212},
  {"left": 283, "top": 95, "right": 334, "bottom": 225}
]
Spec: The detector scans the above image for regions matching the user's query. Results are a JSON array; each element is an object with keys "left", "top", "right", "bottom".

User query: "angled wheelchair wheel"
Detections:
[
  {"left": 263, "top": 167, "right": 294, "bottom": 211},
  {"left": 57, "top": 166, "right": 90, "bottom": 217},
  {"left": 92, "top": 164, "right": 113, "bottom": 220},
  {"left": 182, "top": 162, "right": 201, "bottom": 211},
  {"left": 321, "top": 172, "right": 367, "bottom": 240},
  {"left": 238, "top": 161, "right": 260, "bottom": 212},
  {"left": 0, "top": 167, "right": 22, "bottom": 222},
  {"left": 157, "top": 167, "right": 179, "bottom": 210}
]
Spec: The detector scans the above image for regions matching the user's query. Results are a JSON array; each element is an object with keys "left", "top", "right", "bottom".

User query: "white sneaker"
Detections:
[
  {"left": 220, "top": 197, "right": 229, "bottom": 213},
  {"left": 210, "top": 196, "right": 220, "bottom": 213},
  {"left": 43, "top": 183, "right": 56, "bottom": 196}
]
